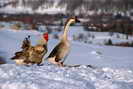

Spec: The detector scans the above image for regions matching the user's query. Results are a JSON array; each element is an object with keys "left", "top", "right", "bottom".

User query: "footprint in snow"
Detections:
[{"left": 91, "top": 51, "right": 103, "bottom": 59}]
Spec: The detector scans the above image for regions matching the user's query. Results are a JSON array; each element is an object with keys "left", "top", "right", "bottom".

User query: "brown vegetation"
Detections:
[
  {"left": 0, "top": 57, "right": 6, "bottom": 64},
  {"left": 114, "top": 42, "right": 133, "bottom": 47},
  {"left": 83, "top": 13, "right": 133, "bottom": 35},
  {"left": 0, "top": 13, "right": 132, "bottom": 35},
  {"left": 105, "top": 39, "right": 133, "bottom": 47}
]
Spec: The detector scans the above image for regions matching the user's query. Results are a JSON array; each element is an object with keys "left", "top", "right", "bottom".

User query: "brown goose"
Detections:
[{"left": 47, "top": 16, "right": 80, "bottom": 66}]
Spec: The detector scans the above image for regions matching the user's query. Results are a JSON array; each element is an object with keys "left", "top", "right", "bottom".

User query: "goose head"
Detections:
[{"left": 65, "top": 16, "right": 81, "bottom": 25}]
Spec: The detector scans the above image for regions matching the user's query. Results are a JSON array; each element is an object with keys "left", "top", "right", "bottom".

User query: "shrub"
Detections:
[{"left": 105, "top": 39, "right": 113, "bottom": 45}]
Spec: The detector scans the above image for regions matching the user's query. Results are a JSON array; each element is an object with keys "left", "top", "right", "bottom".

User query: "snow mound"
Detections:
[{"left": 0, "top": 64, "right": 133, "bottom": 89}]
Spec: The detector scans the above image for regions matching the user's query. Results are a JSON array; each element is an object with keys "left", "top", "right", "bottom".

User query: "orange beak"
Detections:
[{"left": 43, "top": 32, "right": 49, "bottom": 42}]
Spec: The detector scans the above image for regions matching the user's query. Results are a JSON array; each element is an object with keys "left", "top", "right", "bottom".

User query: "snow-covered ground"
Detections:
[
  {"left": 67, "top": 26, "right": 133, "bottom": 45},
  {"left": 0, "top": 25, "right": 133, "bottom": 89},
  {"left": 0, "top": 64, "right": 133, "bottom": 89}
]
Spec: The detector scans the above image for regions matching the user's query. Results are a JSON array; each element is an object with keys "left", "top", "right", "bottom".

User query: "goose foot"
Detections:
[{"left": 57, "top": 62, "right": 64, "bottom": 67}]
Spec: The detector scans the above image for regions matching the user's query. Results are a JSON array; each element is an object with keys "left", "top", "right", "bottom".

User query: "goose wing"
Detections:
[
  {"left": 48, "top": 42, "right": 62, "bottom": 58},
  {"left": 11, "top": 50, "right": 28, "bottom": 60}
]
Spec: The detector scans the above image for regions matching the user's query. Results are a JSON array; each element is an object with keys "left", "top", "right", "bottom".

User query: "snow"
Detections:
[
  {"left": 0, "top": 24, "right": 133, "bottom": 89},
  {"left": 0, "top": 1, "right": 66, "bottom": 14},
  {"left": 34, "top": 2, "right": 67, "bottom": 14},
  {"left": 67, "top": 26, "right": 133, "bottom": 45},
  {"left": 0, "top": 5, "right": 33, "bottom": 14},
  {"left": 0, "top": 64, "right": 133, "bottom": 89}
]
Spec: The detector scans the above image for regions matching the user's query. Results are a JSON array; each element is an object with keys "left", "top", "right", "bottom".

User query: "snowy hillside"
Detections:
[
  {"left": 0, "top": 26, "right": 133, "bottom": 89},
  {"left": 0, "top": 0, "right": 66, "bottom": 14},
  {"left": 0, "top": 0, "right": 132, "bottom": 14}
]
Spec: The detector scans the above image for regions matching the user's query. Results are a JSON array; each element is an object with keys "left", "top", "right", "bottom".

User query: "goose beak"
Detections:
[
  {"left": 75, "top": 16, "right": 80, "bottom": 23},
  {"left": 76, "top": 19, "right": 80, "bottom": 23}
]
